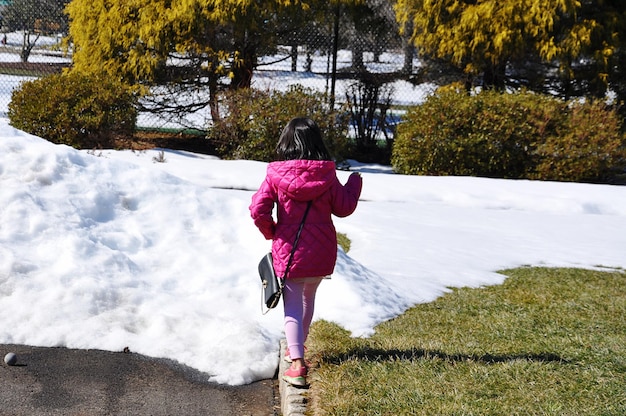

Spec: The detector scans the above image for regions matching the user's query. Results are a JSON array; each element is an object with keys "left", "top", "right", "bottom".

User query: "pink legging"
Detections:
[{"left": 283, "top": 277, "right": 324, "bottom": 361}]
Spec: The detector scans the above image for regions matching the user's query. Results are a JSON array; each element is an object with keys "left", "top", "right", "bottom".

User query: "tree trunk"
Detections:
[
  {"left": 483, "top": 62, "right": 506, "bottom": 90},
  {"left": 329, "top": 4, "right": 341, "bottom": 109},
  {"left": 401, "top": 20, "right": 414, "bottom": 74},
  {"left": 352, "top": 40, "right": 365, "bottom": 72},
  {"left": 231, "top": 29, "right": 256, "bottom": 89},
  {"left": 208, "top": 70, "right": 220, "bottom": 122},
  {"left": 20, "top": 30, "right": 39, "bottom": 63},
  {"left": 290, "top": 43, "right": 298, "bottom": 72}
]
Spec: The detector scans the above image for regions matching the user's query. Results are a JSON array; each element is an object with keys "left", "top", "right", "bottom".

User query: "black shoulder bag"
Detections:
[{"left": 258, "top": 200, "right": 312, "bottom": 314}]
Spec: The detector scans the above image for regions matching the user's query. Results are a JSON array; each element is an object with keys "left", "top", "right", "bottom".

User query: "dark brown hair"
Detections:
[{"left": 276, "top": 117, "right": 332, "bottom": 161}]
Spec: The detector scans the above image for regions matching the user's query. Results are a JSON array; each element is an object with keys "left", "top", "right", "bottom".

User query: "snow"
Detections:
[{"left": 1, "top": 118, "right": 625, "bottom": 385}]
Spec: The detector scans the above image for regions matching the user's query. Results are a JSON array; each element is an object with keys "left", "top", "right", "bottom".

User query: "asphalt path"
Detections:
[{"left": 0, "top": 344, "right": 277, "bottom": 415}]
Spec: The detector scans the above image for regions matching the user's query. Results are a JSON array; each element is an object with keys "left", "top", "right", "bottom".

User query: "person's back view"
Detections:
[{"left": 250, "top": 117, "right": 362, "bottom": 386}]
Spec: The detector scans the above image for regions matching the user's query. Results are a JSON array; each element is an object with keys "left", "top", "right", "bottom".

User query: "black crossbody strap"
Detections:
[{"left": 281, "top": 200, "right": 313, "bottom": 283}]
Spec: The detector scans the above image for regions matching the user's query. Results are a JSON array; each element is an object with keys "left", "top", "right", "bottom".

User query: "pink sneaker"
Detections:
[{"left": 282, "top": 365, "right": 308, "bottom": 387}]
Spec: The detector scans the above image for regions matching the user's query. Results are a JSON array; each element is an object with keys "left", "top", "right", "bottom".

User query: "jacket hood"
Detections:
[{"left": 267, "top": 160, "right": 336, "bottom": 201}]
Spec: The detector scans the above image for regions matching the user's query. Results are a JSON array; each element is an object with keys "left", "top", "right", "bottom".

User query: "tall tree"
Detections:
[
  {"left": 67, "top": 0, "right": 296, "bottom": 122},
  {"left": 67, "top": 0, "right": 362, "bottom": 86},
  {"left": 394, "top": 0, "right": 626, "bottom": 101},
  {"left": 67, "top": 0, "right": 364, "bottom": 123}
]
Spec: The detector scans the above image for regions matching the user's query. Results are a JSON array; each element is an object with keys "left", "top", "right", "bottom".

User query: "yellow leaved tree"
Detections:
[
  {"left": 66, "top": 0, "right": 361, "bottom": 122},
  {"left": 394, "top": 0, "right": 626, "bottom": 100}
]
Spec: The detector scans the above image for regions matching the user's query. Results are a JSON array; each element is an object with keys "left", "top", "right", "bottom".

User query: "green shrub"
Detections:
[
  {"left": 392, "top": 89, "right": 626, "bottom": 183},
  {"left": 8, "top": 71, "right": 138, "bottom": 149},
  {"left": 392, "top": 89, "right": 561, "bottom": 178},
  {"left": 209, "top": 86, "right": 350, "bottom": 162},
  {"left": 532, "top": 99, "right": 626, "bottom": 182}
]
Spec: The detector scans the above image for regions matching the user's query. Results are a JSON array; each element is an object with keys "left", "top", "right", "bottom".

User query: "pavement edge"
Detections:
[{"left": 279, "top": 339, "right": 309, "bottom": 416}]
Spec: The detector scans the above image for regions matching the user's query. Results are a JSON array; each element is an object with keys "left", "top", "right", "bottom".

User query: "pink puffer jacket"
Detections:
[{"left": 250, "top": 160, "right": 362, "bottom": 278}]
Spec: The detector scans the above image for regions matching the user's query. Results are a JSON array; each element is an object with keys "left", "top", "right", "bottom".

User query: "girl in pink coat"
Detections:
[{"left": 250, "top": 118, "right": 362, "bottom": 386}]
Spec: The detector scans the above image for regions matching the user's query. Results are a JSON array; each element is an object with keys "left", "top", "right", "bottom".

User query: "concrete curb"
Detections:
[{"left": 278, "top": 339, "right": 309, "bottom": 416}]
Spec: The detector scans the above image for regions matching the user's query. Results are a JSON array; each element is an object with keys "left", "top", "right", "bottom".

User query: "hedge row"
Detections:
[
  {"left": 8, "top": 73, "right": 625, "bottom": 183},
  {"left": 392, "top": 89, "right": 626, "bottom": 183}
]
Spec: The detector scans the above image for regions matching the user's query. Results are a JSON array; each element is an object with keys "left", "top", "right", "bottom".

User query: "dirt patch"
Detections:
[
  {"left": 115, "top": 130, "right": 218, "bottom": 156},
  {"left": 0, "top": 61, "right": 69, "bottom": 76}
]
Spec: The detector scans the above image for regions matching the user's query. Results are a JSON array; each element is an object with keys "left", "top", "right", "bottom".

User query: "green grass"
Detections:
[
  {"left": 337, "top": 232, "right": 351, "bottom": 253},
  {"left": 307, "top": 268, "right": 626, "bottom": 415}
]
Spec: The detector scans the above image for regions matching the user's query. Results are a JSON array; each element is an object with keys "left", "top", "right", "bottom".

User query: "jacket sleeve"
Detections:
[
  {"left": 331, "top": 172, "right": 362, "bottom": 218},
  {"left": 249, "top": 177, "right": 277, "bottom": 240}
]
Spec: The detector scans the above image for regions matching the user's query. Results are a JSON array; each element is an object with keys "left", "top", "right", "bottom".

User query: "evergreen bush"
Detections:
[
  {"left": 532, "top": 99, "right": 626, "bottom": 182},
  {"left": 392, "top": 89, "right": 626, "bottom": 183},
  {"left": 210, "top": 86, "right": 350, "bottom": 162},
  {"left": 8, "top": 71, "right": 138, "bottom": 149}
]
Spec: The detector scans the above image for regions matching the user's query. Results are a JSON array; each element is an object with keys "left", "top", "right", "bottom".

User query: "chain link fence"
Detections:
[{"left": 0, "top": 2, "right": 435, "bottom": 138}]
